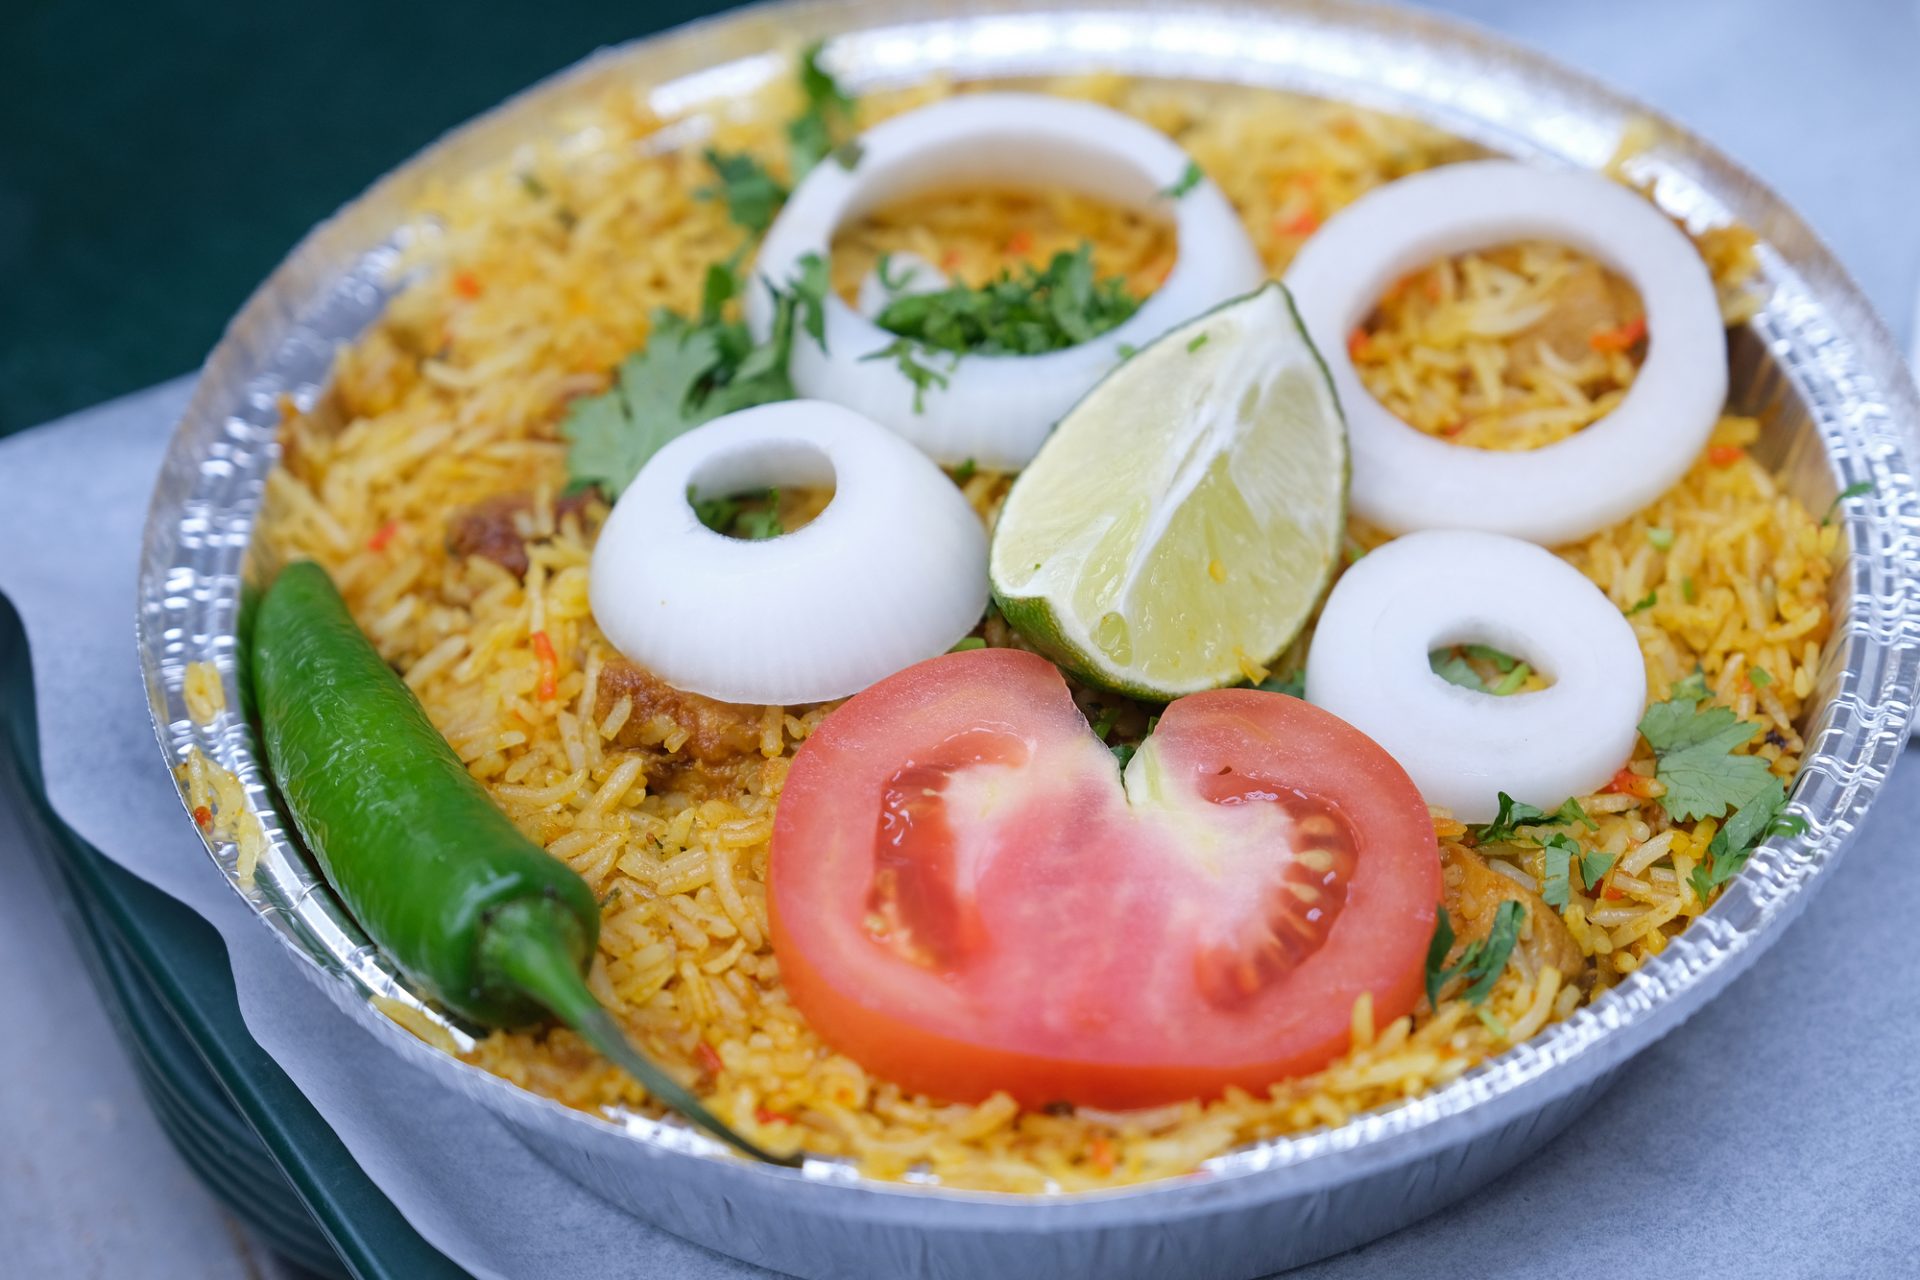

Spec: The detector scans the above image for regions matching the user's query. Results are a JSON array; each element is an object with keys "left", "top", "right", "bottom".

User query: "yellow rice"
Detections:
[{"left": 250, "top": 64, "right": 1831, "bottom": 1191}]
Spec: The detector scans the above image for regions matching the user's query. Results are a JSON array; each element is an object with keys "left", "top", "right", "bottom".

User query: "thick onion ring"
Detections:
[
  {"left": 1284, "top": 161, "right": 1727, "bottom": 545},
  {"left": 1304, "top": 529, "right": 1645, "bottom": 822},
  {"left": 589, "top": 401, "right": 988, "bottom": 704},
  {"left": 747, "top": 93, "right": 1267, "bottom": 469}
]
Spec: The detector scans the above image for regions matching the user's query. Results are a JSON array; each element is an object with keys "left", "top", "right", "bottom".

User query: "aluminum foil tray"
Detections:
[{"left": 136, "top": 2, "right": 1920, "bottom": 1276}]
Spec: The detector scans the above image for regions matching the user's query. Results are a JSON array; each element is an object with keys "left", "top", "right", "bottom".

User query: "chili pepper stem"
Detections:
[{"left": 478, "top": 901, "right": 801, "bottom": 1167}]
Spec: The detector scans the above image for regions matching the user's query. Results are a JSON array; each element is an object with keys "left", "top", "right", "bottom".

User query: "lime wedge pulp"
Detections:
[{"left": 989, "top": 283, "right": 1348, "bottom": 699}]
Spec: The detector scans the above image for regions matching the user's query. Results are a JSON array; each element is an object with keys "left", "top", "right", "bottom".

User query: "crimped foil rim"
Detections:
[{"left": 136, "top": 0, "right": 1920, "bottom": 1219}]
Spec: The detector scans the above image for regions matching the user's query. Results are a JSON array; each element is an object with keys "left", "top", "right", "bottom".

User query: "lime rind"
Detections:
[{"left": 989, "top": 282, "right": 1349, "bottom": 700}]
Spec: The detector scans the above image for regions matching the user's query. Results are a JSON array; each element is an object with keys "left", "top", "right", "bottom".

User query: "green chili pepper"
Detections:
[{"left": 250, "top": 561, "right": 794, "bottom": 1165}]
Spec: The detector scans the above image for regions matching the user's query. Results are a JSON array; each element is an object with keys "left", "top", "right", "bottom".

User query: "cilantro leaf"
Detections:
[
  {"left": 1627, "top": 590, "right": 1658, "bottom": 615},
  {"left": 563, "top": 322, "right": 724, "bottom": 499},
  {"left": 788, "top": 40, "right": 856, "bottom": 180},
  {"left": 860, "top": 337, "right": 953, "bottom": 412},
  {"left": 1687, "top": 786, "right": 1796, "bottom": 905},
  {"left": 948, "top": 636, "right": 987, "bottom": 653},
  {"left": 690, "top": 486, "right": 784, "bottom": 540},
  {"left": 1423, "top": 901, "right": 1526, "bottom": 1008},
  {"left": 1473, "top": 793, "right": 1593, "bottom": 846},
  {"left": 1541, "top": 833, "right": 1577, "bottom": 908},
  {"left": 1822, "top": 479, "right": 1874, "bottom": 526},
  {"left": 1430, "top": 649, "right": 1486, "bottom": 691},
  {"left": 1159, "top": 160, "right": 1203, "bottom": 199},
  {"left": 1429, "top": 643, "right": 1530, "bottom": 694},
  {"left": 1637, "top": 697, "right": 1774, "bottom": 821},
  {"left": 1668, "top": 670, "right": 1711, "bottom": 704},
  {"left": 562, "top": 255, "right": 826, "bottom": 496},
  {"left": 1578, "top": 848, "right": 1616, "bottom": 891},
  {"left": 1462, "top": 901, "right": 1525, "bottom": 1004},
  {"left": 698, "top": 149, "right": 788, "bottom": 235},
  {"left": 1646, "top": 527, "right": 1674, "bottom": 550},
  {"left": 1424, "top": 909, "right": 1457, "bottom": 1012}
]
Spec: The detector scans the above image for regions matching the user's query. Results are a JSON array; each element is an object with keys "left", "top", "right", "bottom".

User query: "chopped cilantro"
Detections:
[
  {"left": 1116, "top": 342, "right": 1138, "bottom": 361},
  {"left": 518, "top": 172, "right": 549, "bottom": 199},
  {"left": 690, "top": 486, "right": 784, "bottom": 540},
  {"left": 1473, "top": 792, "right": 1594, "bottom": 845},
  {"left": 1090, "top": 707, "right": 1119, "bottom": 741},
  {"left": 1688, "top": 800, "right": 1804, "bottom": 904},
  {"left": 1429, "top": 643, "right": 1530, "bottom": 694},
  {"left": 1541, "top": 833, "right": 1577, "bottom": 908},
  {"left": 952, "top": 457, "right": 978, "bottom": 482},
  {"left": 1425, "top": 901, "right": 1525, "bottom": 1009},
  {"left": 1627, "top": 590, "right": 1658, "bottom": 615},
  {"left": 865, "top": 243, "right": 1141, "bottom": 407},
  {"left": 1159, "top": 160, "right": 1203, "bottom": 199},
  {"left": 698, "top": 149, "right": 788, "bottom": 235},
  {"left": 948, "top": 636, "right": 987, "bottom": 653},
  {"left": 1646, "top": 527, "right": 1674, "bottom": 550},
  {"left": 1186, "top": 333, "right": 1210, "bottom": 353},
  {"left": 1255, "top": 668, "right": 1307, "bottom": 699},
  {"left": 1637, "top": 693, "right": 1776, "bottom": 822},
  {"left": 1681, "top": 576, "right": 1697, "bottom": 603},
  {"left": 1476, "top": 1007, "right": 1510, "bottom": 1040},
  {"left": 1748, "top": 665, "right": 1774, "bottom": 687},
  {"left": 1111, "top": 741, "right": 1138, "bottom": 769},
  {"left": 562, "top": 254, "right": 828, "bottom": 497},
  {"left": 859, "top": 337, "right": 953, "bottom": 412},
  {"left": 1579, "top": 848, "right": 1616, "bottom": 891},
  {"left": 1669, "top": 670, "right": 1711, "bottom": 704},
  {"left": 788, "top": 40, "right": 857, "bottom": 180},
  {"left": 1822, "top": 479, "right": 1874, "bottom": 526}
]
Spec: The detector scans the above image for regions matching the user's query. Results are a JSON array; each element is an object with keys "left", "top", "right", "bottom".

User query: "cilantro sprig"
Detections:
[
  {"left": 1424, "top": 901, "right": 1525, "bottom": 1010},
  {"left": 1429, "top": 643, "right": 1533, "bottom": 695},
  {"left": 561, "top": 255, "right": 828, "bottom": 498},
  {"left": 1541, "top": 832, "right": 1615, "bottom": 908},
  {"left": 1472, "top": 792, "right": 1595, "bottom": 846},
  {"left": 1635, "top": 673, "right": 1802, "bottom": 904},
  {"left": 864, "top": 244, "right": 1141, "bottom": 410},
  {"left": 698, "top": 42, "right": 859, "bottom": 234},
  {"left": 1159, "top": 160, "right": 1203, "bottom": 199}
]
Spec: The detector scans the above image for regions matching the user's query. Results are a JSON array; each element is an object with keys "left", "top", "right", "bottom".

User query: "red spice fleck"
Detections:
[
  {"left": 1088, "top": 1136, "right": 1116, "bottom": 1174},
  {"left": 755, "top": 1107, "right": 792, "bottom": 1126},
  {"left": 191, "top": 806, "right": 213, "bottom": 830},
  {"left": 453, "top": 269, "right": 483, "bottom": 299},
  {"left": 532, "top": 630, "right": 559, "bottom": 700},
  {"left": 1601, "top": 878, "right": 1627, "bottom": 901},
  {"left": 1277, "top": 207, "right": 1322, "bottom": 237},
  {"left": 1589, "top": 315, "right": 1647, "bottom": 353},
  {"left": 1346, "top": 328, "right": 1371, "bottom": 361},
  {"left": 695, "top": 1041, "right": 724, "bottom": 1076},
  {"left": 1005, "top": 229, "right": 1034, "bottom": 255},
  {"left": 1708, "top": 444, "right": 1745, "bottom": 468},
  {"left": 939, "top": 248, "right": 962, "bottom": 270},
  {"left": 1441, "top": 420, "right": 1467, "bottom": 437},
  {"left": 366, "top": 519, "right": 402, "bottom": 552},
  {"left": 1422, "top": 272, "right": 1444, "bottom": 302},
  {"left": 1605, "top": 767, "right": 1660, "bottom": 799}
]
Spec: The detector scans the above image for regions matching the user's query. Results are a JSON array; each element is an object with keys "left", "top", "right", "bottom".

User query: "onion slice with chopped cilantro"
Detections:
[
  {"left": 746, "top": 93, "right": 1266, "bottom": 469},
  {"left": 589, "top": 401, "right": 988, "bottom": 704},
  {"left": 1305, "top": 529, "right": 1645, "bottom": 821},
  {"left": 1284, "top": 161, "right": 1726, "bottom": 544}
]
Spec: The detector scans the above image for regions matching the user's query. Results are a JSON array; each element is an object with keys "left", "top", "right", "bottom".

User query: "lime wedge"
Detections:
[{"left": 989, "top": 283, "right": 1348, "bottom": 699}]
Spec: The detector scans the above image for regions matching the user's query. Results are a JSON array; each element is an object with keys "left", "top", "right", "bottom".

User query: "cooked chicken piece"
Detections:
[
  {"left": 1504, "top": 259, "right": 1640, "bottom": 374},
  {"left": 1441, "top": 843, "right": 1587, "bottom": 983},
  {"left": 446, "top": 489, "right": 598, "bottom": 578},
  {"left": 595, "top": 657, "right": 764, "bottom": 765}
]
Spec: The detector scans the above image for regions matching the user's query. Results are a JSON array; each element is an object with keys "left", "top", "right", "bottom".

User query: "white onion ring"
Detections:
[
  {"left": 589, "top": 401, "right": 988, "bottom": 704},
  {"left": 1284, "top": 161, "right": 1727, "bottom": 545},
  {"left": 1304, "top": 529, "right": 1645, "bottom": 822},
  {"left": 747, "top": 93, "right": 1267, "bottom": 469}
]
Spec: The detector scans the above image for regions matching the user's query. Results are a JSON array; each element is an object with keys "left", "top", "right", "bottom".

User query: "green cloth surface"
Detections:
[{"left": 0, "top": 0, "right": 732, "bottom": 436}]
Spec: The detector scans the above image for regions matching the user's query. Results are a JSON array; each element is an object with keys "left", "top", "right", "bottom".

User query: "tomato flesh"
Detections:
[{"left": 770, "top": 648, "right": 1440, "bottom": 1109}]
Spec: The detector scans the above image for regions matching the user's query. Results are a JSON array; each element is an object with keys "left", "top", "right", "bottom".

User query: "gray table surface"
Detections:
[{"left": 3, "top": 1, "right": 1919, "bottom": 1277}]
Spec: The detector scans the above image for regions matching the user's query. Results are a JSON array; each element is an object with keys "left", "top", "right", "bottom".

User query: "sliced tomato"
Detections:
[{"left": 769, "top": 648, "right": 1440, "bottom": 1109}]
